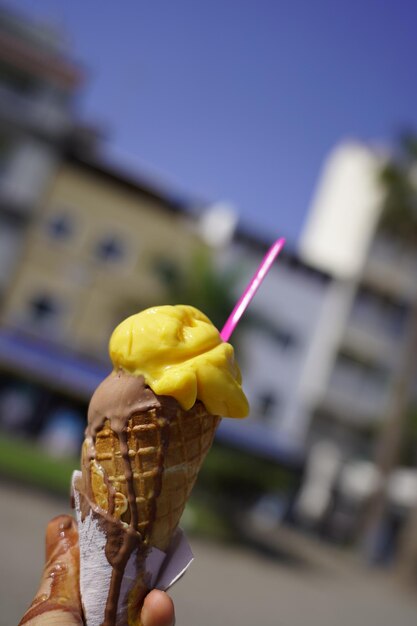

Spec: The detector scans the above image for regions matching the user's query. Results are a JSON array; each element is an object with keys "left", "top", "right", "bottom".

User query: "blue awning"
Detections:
[{"left": 0, "top": 329, "right": 108, "bottom": 399}]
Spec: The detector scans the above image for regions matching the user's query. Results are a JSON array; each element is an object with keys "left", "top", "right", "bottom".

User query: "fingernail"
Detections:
[
  {"left": 141, "top": 603, "right": 150, "bottom": 626},
  {"left": 141, "top": 591, "right": 175, "bottom": 626}
]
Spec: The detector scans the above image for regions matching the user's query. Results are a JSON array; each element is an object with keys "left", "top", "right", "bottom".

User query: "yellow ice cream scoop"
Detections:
[{"left": 109, "top": 304, "right": 249, "bottom": 418}]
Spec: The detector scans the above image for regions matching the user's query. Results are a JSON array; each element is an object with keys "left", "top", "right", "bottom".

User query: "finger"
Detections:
[
  {"left": 141, "top": 590, "right": 175, "bottom": 626},
  {"left": 19, "top": 515, "right": 83, "bottom": 626}
]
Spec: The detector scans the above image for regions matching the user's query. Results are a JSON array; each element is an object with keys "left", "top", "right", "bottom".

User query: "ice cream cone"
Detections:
[
  {"left": 78, "top": 370, "right": 220, "bottom": 625},
  {"left": 83, "top": 399, "right": 220, "bottom": 550},
  {"left": 76, "top": 305, "right": 248, "bottom": 626}
]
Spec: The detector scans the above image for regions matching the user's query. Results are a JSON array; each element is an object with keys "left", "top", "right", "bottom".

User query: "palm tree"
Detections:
[
  {"left": 375, "top": 134, "right": 417, "bottom": 472},
  {"left": 378, "top": 134, "right": 417, "bottom": 245},
  {"left": 152, "top": 246, "right": 245, "bottom": 341},
  {"left": 152, "top": 246, "right": 278, "bottom": 361},
  {"left": 363, "top": 133, "right": 417, "bottom": 579}
]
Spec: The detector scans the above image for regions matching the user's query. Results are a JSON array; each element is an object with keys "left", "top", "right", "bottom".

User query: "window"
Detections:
[
  {"left": 25, "top": 293, "right": 65, "bottom": 337},
  {"left": 29, "top": 294, "right": 60, "bottom": 324},
  {"left": 95, "top": 235, "right": 125, "bottom": 262},
  {"left": 331, "top": 351, "right": 389, "bottom": 404},
  {"left": 47, "top": 213, "right": 74, "bottom": 240},
  {"left": 21, "top": 292, "right": 67, "bottom": 340},
  {"left": 351, "top": 286, "right": 409, "bottom": 338},
  {"left": 270, "top": 327, "right": 296, "bottom": 350},
  {"left": 250, "top": 313, "right": 297, "bottom": 351},
  {"left": 256, "top": 391, "right": 279, "bottom": 422}
]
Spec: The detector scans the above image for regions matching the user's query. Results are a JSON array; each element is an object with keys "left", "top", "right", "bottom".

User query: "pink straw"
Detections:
[{"left": 220, "top": 237, "right": 286, "bottom": 342}]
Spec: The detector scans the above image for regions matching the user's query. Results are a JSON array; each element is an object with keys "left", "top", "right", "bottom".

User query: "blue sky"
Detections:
[{"left": 11, "top": 0, "right": 417, "bottom": 245}]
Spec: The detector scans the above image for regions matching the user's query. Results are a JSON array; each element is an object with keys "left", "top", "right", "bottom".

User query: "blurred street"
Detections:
[{"left": 2, "top": 480, "right": 416, "bottom": 626}]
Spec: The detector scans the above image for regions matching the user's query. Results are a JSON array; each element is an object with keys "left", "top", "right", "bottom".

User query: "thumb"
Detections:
[{"left": 19, "top": 515, "right": 83, "bottom": 626}]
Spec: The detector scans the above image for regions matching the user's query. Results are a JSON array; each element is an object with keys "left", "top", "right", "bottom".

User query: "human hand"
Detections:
[{"left": 19, "top": 515, "right": 175, "bottom": 626}]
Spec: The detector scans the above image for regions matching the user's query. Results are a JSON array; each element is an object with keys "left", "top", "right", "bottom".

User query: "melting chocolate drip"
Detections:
[
  {"left": 86, "top": 370, "right": 161, "bottom": 447},
  {"left": 102, "top": 524, "right": 140, "bottom": 626},
  {"left": 83, "top": 370, "right": 176, "bottom": 626},
  {"left": 118, "top": 428, "right": 139, "bottom": 530}
]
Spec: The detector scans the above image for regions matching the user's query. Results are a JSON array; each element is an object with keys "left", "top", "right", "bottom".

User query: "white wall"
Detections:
[
  {"left": 299, "top": 142, "right": 385, "bottom": 280},
  {"left": 228, "top": 241, "right": 331, "bottom": 448},
  {"left": 0, "top": 139, "right": 57, "bottom": 212}
]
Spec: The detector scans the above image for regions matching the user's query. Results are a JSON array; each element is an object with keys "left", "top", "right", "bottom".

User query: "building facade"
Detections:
[
  {"left": 216, "top": 231, "right": 334, "bottom": 462},
  {"left": 0, "top": 6, "right": 82, "bottom": 300},
  {"left": 1, "top": 8, "right": 379, "bottom": 468},
  {"left": 1, "top": 152, "right": 203, "bottom": 385},
  {"left": 299, "top": 141, "right": 417, "bottom": 457}
]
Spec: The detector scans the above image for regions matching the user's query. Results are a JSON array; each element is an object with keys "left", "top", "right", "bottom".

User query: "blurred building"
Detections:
[
  {"left": 217, "top": 231, "right": 333, "bottom": 465},
  {"left": 0, "top": 139, "right": 333, "bottom": 467},
  {"left": 6, "top": 7, "right": 410, "bottom": 477},
  {"left": 299, "top": 141, "right": 417, "bottom": 458},
  {"left": 0, "top": 3, "right": 338, "bottom": 464},
  {"left": 0, "top": 6, "right": 82, "bottom": 302},
  {"left": 0, "top": 150, "right": 203, "bottom": 399}
]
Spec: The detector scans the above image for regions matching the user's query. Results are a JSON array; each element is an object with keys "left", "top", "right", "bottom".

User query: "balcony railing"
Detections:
[
  {"left": 342, "top": 271, "right": 411, "bottom": 368},
  {"left": 363, "top": 236, "right": 417, "bottom": 302},
  {"left": 0, "top": 84, "right": 71, "bottom": 137},
  {"left": 342, "top": 316, "right": 403, "bottom": 369},
  {"left": 322, "top": 363, "right": 390, "bottom": 425}
]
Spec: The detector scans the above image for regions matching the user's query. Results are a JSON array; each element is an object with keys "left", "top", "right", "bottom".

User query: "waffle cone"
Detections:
[{"left": 80, "top": 399, "right": 219, "bottom": 625}]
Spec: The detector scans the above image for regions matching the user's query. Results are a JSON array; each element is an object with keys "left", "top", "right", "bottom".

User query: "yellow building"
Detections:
[{"left": 2, "top": 153, "right": 204, "bottom": 364}]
